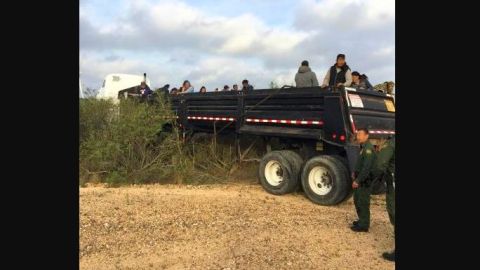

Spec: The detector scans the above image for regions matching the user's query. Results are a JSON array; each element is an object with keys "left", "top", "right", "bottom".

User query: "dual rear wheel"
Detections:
[{"left": 258, "top": 151, "right": 351, "bottom": 205}]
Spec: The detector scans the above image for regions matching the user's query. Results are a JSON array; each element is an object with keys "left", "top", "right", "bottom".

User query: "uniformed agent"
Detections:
[
  {"left": 373, "top": 135, "right": 395, "bottom": 261},
  {"left": 351, "top": 128, "right": 376, "bottom": 232}
]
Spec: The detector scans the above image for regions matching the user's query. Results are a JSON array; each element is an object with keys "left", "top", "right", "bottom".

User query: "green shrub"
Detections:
[{"left": 79, "top": 96, "right": 238, "bottom": 186}]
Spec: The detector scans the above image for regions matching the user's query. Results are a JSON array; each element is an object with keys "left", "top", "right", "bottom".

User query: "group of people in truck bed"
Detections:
[
  {"left": 152, "top": 53, "right": 393, "bottom": 96},
  {"left": 169, "top": 79, "right": 254, "bottom": 95},
  {"left": 295, "top": 53, "right": 376, "bottom": 92}
]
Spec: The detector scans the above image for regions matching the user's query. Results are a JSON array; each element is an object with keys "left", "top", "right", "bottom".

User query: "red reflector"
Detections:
[
  {"left": 332, "top": 133, "right": 337, "bottom": 139},
  {"left": 340, "top": 135, "right": 346, "bottom": 141}
]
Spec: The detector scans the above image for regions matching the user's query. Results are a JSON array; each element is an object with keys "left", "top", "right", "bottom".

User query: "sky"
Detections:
[{"left": 80, "top": 0, "right": 395, "bottom": 91}]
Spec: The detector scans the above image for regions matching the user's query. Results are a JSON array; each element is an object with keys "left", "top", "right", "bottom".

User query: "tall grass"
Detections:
[{"left": 79, "top": 96, "right": 239, "bottom": 186}]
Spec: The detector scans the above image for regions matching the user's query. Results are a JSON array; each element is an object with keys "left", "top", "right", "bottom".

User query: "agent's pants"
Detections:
[{"left": 354, "top": 185, "right": 371, "bottom": 229}]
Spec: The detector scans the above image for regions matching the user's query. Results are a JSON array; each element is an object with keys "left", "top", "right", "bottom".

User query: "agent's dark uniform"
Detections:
[
  {"left": 373, "top": 136, "right": 395, "bottom": 226},
  {"left": 373, "top": 136, "right": 395, "bottom": 261},
  {"left": 353, "top": 140, "right": 376, "bottom": 230}
]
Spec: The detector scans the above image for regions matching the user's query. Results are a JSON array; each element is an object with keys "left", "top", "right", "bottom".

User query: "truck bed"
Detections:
[{"left": 169, "top": 87, "right": 395, "bottom": 142}]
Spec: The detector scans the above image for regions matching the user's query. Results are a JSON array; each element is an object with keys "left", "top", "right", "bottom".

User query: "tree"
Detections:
[
  {"left": 83, "top": 87, "right": 98, "bottom": 98},
  {"left": 374, "top": 81, "right": 395, "bottom": 93}
]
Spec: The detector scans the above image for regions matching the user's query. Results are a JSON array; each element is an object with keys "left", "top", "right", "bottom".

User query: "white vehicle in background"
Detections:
[{"left": 96, "top": 73, "right": 152, "bottom": 103}]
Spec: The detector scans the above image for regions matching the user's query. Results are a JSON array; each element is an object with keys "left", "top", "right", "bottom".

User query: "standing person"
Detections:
[
  {"left": 223, "top": 85, "right": 230, "bottom": 91},
  {"left": 294, "top": 60, "right": 319, "bottom": 87},
  {"left": 199, "top": 86, "right": 207, "bottom": 93},
  {"left": 351, "top": 128, "right": 376, "bottom": 232},
  {"left": 232, "top": 84, "right": 239, "bottom": 91},
  {"left": 373, "top": 136, "right": 395, "bottom": 261},
  {"left": 321, "top": 54, "right": 352, "bottom": 88},
  {"left": 241, "top": 79, "right": 254, "bottom": 91}
]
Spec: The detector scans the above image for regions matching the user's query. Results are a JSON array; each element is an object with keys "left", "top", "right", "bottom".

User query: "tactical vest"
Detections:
[{"left": 328, "top": 64, "right": 350, "bottom": 86}]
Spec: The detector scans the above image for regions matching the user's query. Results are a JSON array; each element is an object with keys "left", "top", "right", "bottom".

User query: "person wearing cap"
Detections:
[
  {"left": 321, "top": 54, "right": 352, "bottom": 88},
  {"left": 179, "top": 80, "right": 194, "bottom": 94},
  {"left": 351, "top": 71, "right": 374, "bottom": 91},
  {"left": 241, "top": 79, "right": 254, "bottom": 91},
  {"left": 295, "top": 60, "right": 319, "bottom": 87}
]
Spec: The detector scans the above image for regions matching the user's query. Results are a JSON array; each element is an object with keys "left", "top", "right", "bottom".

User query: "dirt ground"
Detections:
[{"left": 80, "top": 183, "right": 395, "bottom": 270}]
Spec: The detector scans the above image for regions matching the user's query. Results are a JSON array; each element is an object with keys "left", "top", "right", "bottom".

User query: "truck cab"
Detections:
[{"left": 96, "top": 73, "right": 152, "bottom": 104}]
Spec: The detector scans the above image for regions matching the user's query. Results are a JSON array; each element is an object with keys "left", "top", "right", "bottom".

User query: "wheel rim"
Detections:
[
  {"left": 265, "top": 160, "right": 284, "bottom": 186},
  {"left": 308, "top": 166, "right": 333, "bottom": 195}
]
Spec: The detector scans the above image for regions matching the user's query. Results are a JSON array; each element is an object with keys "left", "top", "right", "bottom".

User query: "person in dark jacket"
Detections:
[
  {"left": 321, "top": 54, "right": 352, "bottom": 88},
  {"left": 140, "top": 81, "right": 153, "bottom": 97},
  {"left": 295, "top": 60, "right": 319, "bottom": 87},
  {"left": 241, "top": 79, "right": 254, "bottom": 91},
  {"left": 351, "top": 71, "right": 374, "bottom": 91}
]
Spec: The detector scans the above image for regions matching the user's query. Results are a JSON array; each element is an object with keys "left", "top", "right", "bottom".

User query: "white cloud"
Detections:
[
  {"left": 294, "top": 0, "right": 395, "bottom": 31},
  {"left": 80, "top": 0, "right": 395, "bottom": 89},
  {"left": 80, "top": 53, "right": 173, "bottom": 89},
  {"left": 372, "top": 46, "right": 395, "bottom": 57},
  {"left": 81, "top": 0, "right": 307, "bottom": 58}
]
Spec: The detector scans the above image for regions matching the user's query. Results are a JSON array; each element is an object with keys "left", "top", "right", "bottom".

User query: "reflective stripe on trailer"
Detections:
[
  {"left": 368, "top": 130, "right": 395, "bottom": 134},
  {"left": 246, "top": 118, "right": 323, "bottom": 125},
  {"left": 160, "top": 116, "right": 179, "bottom": 119},
  {"left": 187, "top": 116, "right": 235, "bottom": 121}
]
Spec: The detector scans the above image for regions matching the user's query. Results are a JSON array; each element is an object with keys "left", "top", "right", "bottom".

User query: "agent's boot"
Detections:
[{"left": 382, "top": 250, "right": 395, "bottom": 262}]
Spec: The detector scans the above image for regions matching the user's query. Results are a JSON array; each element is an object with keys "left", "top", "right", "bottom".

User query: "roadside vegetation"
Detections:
[{"left": 79, "top": 96, "right": 244, "bottom": 186}]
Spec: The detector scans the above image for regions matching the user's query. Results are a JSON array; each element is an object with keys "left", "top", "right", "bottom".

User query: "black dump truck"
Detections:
[{"left": 165, "top": 86, "right": 395, "bottom": 206}]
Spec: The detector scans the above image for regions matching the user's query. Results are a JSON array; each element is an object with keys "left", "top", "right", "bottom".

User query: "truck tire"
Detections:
[
  {"left": 258, "top": 151, "right": 298, "bottom": 195},
  {"left": 301, "top": 155, "right": 350, "bottom": 205},
  {"left": 278, "top": 150, "right": 304, "bottom": 191},
  {"left": 328, "top": 155, "right": 349, "bottom": 172},
  {"left": 322, "top": 155, "right": 352, "bottom": 200}
]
